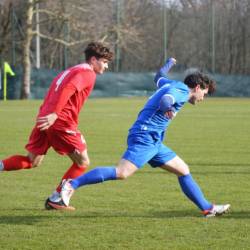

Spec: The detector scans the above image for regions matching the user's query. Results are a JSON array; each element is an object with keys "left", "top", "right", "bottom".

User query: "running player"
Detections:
[
  {"left": 0, "top": 42, "right": 113, "bottom": 210},
  {"left": 58, "top": 58, "right": 230, "bottom": 217}
]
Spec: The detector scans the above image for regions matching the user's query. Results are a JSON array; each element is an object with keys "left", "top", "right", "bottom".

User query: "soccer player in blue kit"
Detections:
[{"left": 57, "top": 58, "right": 230, "bottom": 217}]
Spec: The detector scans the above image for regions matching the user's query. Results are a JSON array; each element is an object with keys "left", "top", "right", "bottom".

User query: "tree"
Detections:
[
  {"left": 20, "top": 0, "right": 143, "bottom": 98},
  {"left": 0, "top": 1, "right": 12, "bottom": 63},
  {"left": 21, "top": 0, "right": 33, "bottom": 99},
  {"left": 2, "top": 0, "right": 250, "bottom": 99}
]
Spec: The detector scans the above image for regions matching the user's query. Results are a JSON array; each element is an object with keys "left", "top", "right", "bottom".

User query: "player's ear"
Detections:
[
  {"left": 89, "top": 56, "right": 97, "bottom": 64},
  {"left": 195, "top": 84, "right": 201, "bottom": 92}
]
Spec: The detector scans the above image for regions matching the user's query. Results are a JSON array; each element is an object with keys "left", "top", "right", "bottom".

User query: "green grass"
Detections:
[{"left": 0, "top": 97, "right": 250, "bottom": 250}]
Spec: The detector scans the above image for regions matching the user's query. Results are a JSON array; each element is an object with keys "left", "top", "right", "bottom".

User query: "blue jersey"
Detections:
[{"left": 129, "top": 78, "right": 189, "bottom": 142}]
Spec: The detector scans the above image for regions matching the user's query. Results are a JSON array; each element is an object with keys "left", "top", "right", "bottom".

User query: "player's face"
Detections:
[
  {"left": 189, "top": 86, "right": 208, "bottom": 105},
  {"left": 92, "top": 57, "right": 109, "bottom": 74}
]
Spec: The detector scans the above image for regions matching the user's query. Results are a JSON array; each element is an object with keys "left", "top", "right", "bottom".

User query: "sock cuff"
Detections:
[
  {"left": 0, "top": 161, "right": 4, "bottom": 171},
  {"left": 72, "top": 162, "right": 87, "bottom": 170},
  {"left": 178, "top": 173, "right": 191, "bottom": 180}
]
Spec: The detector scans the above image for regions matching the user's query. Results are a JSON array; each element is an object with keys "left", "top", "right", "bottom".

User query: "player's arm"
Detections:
[
  {"left": 37, "top": 84, "right": 77, "bottom": 131},
  {"left": 154, "top": 58, "right": 176, "bottom": 88},
  {"left": 159, "top": 94, "right": 175, "bottom": 119}
]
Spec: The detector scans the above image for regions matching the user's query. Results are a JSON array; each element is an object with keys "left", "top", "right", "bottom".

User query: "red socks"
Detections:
[
  {"left": 2, "top": 156, "right": 86, "bottom": 194},
  {"left": 56, "top": 163, "right": 87, "bottom": 192},
  {"left": 2, "top": 155, "right": 32, "bottom": 171}
]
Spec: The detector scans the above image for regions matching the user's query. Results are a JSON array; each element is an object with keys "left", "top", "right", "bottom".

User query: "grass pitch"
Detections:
[{"left": 0, "top": 97, "right": 250, "bottom": 250}]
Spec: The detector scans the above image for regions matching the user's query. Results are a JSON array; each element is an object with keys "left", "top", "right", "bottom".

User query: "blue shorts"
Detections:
[{"left": 122, "top": 133, "right": 176, "bottom": 168}]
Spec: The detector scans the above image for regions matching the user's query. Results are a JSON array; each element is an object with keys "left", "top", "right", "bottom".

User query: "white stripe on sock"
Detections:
[{"left": 0, "top": 161, "right": 4, "bottom": 171}]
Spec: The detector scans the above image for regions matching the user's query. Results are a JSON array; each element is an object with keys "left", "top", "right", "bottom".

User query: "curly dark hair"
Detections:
[
  {"left": 184, "top": 72, "right": 216, "bottom": 95},
  {"left": 84, "top": 42, "right": 113, "bottom": 61}
]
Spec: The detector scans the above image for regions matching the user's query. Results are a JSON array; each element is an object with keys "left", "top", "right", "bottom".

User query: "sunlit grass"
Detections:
[{"left": 0, "top": 97, "right": 250, "bottom": 249}]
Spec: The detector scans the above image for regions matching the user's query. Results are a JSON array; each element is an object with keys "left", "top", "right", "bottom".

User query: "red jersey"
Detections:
[{"left": 38, "top": 63, "right": 96, "bottom": 130}]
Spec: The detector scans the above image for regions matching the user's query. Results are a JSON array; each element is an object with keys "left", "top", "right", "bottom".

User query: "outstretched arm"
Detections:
[{"left": 154, "top": 57, "right": 176, "bottom": 88}]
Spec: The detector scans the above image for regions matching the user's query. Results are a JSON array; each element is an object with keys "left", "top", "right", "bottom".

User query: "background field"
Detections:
[{"left": 0, "top": 98, "right": 250, "bottom": 250}]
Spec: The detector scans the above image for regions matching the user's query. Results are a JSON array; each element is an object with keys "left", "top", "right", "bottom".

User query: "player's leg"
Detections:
[
  {"left": 58, "top": 148, "right": 89, "bottom": 191},
  {"left": 45, "top": 151, "right": 88, "bottom": 210},
  {"left": 160, "top": 155, "right": 213, "bottom": 211},
  {"left": 64, "top": 133, "right": 156, "bottom": 190},
  {"left": 54, "top": 130, "right": 89, "bottom": 186},
  {"left": 59, "top": 137, "right": 156, "bottom": 208},
  {"left": 59, "top": 159, "right": 138, "bottom": 207},
  {"left": 0, "top": 154, "right": 33, "bottom": 171},
  {"left": 56, "top": 133, "right": 156, "bottom": 209},
  {"left": 0, "top": 151, "right": 45, "bottom": 171},
  {"left": 28, "top": 152, "right": 45, "bottom": 167},
  {"left": 1, "top": 126, "right": 49, "bottom": 171},
  {"left": 45, "top": 130, "right": 89, "bottom": 210},
  {"left": 158, "top": 150, "right": 230, "bottom": 216},
  {"left": 69, "top": 158, "right": 138, "bottom": 189}
]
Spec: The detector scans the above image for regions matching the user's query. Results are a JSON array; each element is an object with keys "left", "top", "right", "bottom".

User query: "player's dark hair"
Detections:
[
  {"left": 84, "top": 42, "right": 113, "bottom": 61},
  {"left": 184, "top": 72, "right": 216, "bottom": 95}
]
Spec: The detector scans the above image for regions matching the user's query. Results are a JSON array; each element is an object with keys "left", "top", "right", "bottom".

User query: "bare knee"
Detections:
[
  {"left": 28, "top": 154, "right": 44, "bottom": 168},
  {"left": 69, "top": 150, "right": 90, "bottom": 167},
  {"left": 75, "top": 154, "right": 90, "bottom": 167},
  {"left": 31, "top": 158, "right": 44, "bottom": 168},
  {"left": 116, "top": 160, "right": 138, "bottom": 180},
  {"left": 77, "top": 158, "right": 90, "bottom": 168}
]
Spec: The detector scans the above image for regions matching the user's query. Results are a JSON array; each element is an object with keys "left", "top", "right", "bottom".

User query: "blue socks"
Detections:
[
  {"left": 69, "top": 168, "right": 212, "bottom": 211},
  {"left": 70, "top": 167, "right": 117, "bottom": 189},
  {"left": 178, "top": 174, "right": 212, "bottom": 211}
]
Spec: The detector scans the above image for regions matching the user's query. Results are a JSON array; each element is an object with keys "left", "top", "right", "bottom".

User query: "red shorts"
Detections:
[{"left": 25, "top": 126, "right": 86, "bottom": 155}]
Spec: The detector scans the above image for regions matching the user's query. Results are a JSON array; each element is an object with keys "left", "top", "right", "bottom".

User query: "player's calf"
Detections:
[{"left": 1, "top": 155, "right": 32, "bottom": 171}]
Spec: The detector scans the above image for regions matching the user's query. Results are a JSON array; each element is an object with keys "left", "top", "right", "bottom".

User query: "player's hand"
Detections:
[
  {"left": 168, "top": 57, "right": 177, "bottom": 65},
  {"left": 36, "top": 113, "right": 58, "bottom": 131},
  {"left": 164, "top": 110, "right": 175, "bottom": 119}
]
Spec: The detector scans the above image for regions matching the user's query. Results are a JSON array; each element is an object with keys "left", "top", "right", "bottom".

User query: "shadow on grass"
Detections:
[
  {"left": 137, "top": 168, "right": 250, "bottom": 175},
  {"left": 151, "top": 210, "right": 250, "bottom": 219},
  {"left": 189, "top": 163, "right": 250, "bottom": 167},
  {"left": 0, "top": 209, "right": 249, "bottom": 225},
  {"left": 0, "top": 214, "right": 52, "bottom": 225}
]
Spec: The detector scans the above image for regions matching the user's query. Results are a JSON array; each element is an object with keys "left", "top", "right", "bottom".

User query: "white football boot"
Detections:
[
  {"left": 203, "top": 204, "right": 230, "bottom": 217},
  {"left": 61, "top": 179, "right": 75, "bottom": 206}
]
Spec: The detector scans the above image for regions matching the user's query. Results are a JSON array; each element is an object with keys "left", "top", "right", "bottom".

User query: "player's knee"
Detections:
[
  {"left": 76, "top": 157, "right": 90, "bottom": 168},
  {"left": 31, "top": 159, "right": 42, "bottom": 168},
  {"left": 28, "top": 155, "right": 43, "bottom": 168}
]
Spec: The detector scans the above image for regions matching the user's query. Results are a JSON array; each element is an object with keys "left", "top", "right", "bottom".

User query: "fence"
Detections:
[{"left": 1, "top": 68, "right": 250, "bottom": 100}]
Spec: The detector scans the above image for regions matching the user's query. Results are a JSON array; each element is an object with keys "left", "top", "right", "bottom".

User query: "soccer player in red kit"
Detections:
[{"left": 0, "top": 42, "right": 113, "bottom": 210}]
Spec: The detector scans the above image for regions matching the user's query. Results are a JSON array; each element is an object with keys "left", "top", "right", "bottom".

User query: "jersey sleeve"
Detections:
[
  {"left": 159, "top": 94, "right": 175, "bottom": 113},
  {"left": 154, "top": 58, "right": 176, "bottom": 88}
]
